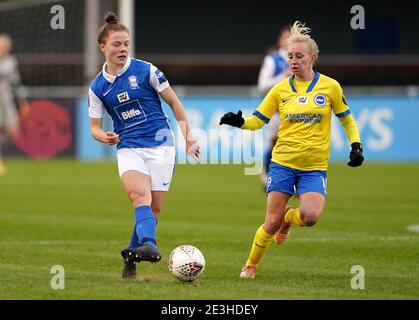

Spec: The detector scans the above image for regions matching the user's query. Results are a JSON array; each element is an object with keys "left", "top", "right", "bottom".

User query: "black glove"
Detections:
[
  {"left": 347, "top": 142, "right": 364, "bottom": 167},
  {"left": 219, "top": 110, "right": 245, "bottom": 128}
]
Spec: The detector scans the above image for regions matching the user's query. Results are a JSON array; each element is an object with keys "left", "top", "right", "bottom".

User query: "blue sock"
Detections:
[
  {"left": 129, "top": 225, "right": 140, "bottom": 249},
  {"left": 135, "top": 205, "right": 157, "bottom": 248}
]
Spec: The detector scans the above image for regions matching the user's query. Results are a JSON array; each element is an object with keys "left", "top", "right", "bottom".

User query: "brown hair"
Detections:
[{"left": 97, "top": 12, "right": 129, "bottom": 44}]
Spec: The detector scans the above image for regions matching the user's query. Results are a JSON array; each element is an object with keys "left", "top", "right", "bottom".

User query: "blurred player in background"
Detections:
[
  {"left": 220, "top": 21, "right": 364, "bottom": 279},
  {"left": 257, "top": 26, "right": 291, "bottom": 185},
  {"left": 0, "top": 34, "right": 29, "bottom": 175},
  {"left": 88, "top": 12, "right": 200, "bottom": 279}
]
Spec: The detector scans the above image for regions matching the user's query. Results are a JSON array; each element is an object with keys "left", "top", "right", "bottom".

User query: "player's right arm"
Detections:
[
  {"left": 245, "top": 85, "right": 280, "bottom": 129},
  {"left": 89, "top": 118, "right": 119, "bottom": 145},
  {"left": 88, "top": 87, "right": 119, "bottom": 145},
  {"left": 219, "top": 84, "right": 280, "bottom": 130}
]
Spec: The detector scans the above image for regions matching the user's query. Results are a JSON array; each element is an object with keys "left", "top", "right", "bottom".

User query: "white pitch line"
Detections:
[
  {"left": 0, "top": 235, "right": 418, "bottom": 247},
  {"left": 182, "top": 235, "right": 419, "bottom": 244},
  {"left": 0, "top": 240, "right": 121, "bottom": 246},
  {"left": 407, "top": 225, "right": 419, "bottom": 233},
  {"left": 292, "top": 236, "right": 419, "bottom": 242}
]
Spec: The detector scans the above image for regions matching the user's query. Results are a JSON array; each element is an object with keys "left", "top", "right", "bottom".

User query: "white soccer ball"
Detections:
[{"left": 168, "top": 245, "right": 205, "bottom": 282}]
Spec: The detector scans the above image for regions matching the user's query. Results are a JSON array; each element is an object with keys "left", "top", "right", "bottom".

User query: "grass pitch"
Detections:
[{"left": 0, "top": 159, "right": 418, "bottom": 299}]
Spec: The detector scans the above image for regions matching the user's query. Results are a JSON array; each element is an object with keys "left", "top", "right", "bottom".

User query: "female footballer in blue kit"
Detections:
[
  {"left": 220, "top": 21, "right": 364, "bottom": 279},
  {"left": 88, "top": 12, "right": 200, "bottom": 279}
]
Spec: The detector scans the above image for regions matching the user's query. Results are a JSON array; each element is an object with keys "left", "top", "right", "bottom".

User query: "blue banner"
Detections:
[{"left": 76, "top": 95, "right": 419, "bottom": 163}]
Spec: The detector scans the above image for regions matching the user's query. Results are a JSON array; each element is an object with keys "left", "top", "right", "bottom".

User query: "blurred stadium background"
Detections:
[
  {"left": 0, "top": 0, "right": 418, "bottom": 300},
  {"left": 1, "top": 0, "right": 419, "bottom": 161}
]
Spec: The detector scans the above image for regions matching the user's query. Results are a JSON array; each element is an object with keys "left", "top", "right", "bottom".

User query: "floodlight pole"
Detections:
[
  {"left": 118, "top": 0, "right": 135, "bottom": 57},
  {"left": 84, "top": 0, "right": 100, "bottom": 85}
]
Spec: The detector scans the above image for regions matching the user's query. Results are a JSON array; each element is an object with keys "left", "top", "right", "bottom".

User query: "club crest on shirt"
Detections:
[
  {"left": 314, "top": 94, "right": 326, "bottom": 106},
  {"left": 117, "top": 91, "right": 130, "bottom": 103},
  {"left": 298, "top": 96, "right": 308, "bottom": 104},
  {"left": 128, "top": 76, "right": 139, "bottom": 89}
]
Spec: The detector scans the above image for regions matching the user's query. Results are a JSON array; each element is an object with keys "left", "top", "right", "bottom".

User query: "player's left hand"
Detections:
[
  {"left": 347, "top": 142, "right": 364, "bottom": 167},
  {"left": 186, "top": 136, "right": 200, "bottom": 161}
]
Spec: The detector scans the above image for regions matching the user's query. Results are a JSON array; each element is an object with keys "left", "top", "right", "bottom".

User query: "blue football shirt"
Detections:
[{"left": 88, "top": 57, "right": 174, "bottom": 148}]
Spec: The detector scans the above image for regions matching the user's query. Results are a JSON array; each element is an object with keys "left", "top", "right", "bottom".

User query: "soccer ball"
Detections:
[{"left": 168, "top": 245, "right": 205, "bottom": 282}]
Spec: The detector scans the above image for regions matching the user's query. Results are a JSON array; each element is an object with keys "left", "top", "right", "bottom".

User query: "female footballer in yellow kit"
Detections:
[{"left": 219, "top": 21, "right": 364, "bottom": 279}]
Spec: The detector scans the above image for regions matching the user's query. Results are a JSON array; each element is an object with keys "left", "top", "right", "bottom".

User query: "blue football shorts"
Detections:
[{"left": 266, "top": 162, "right": 327, "bottom": 197}]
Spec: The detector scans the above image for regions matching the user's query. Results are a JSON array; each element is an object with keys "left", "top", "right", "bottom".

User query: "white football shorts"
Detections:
[{"left": 117, "top": 145, "right": 176, "bottom": 191}]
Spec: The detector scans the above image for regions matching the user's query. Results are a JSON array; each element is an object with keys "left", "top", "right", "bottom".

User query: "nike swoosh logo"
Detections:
[
  {"left": 255, "top": 242, "right": 265, "bottom": 248},
  {"left": 163, "top": 182, "right": 169, "bottom": 186},
  {"left": 282, "top": 98, "right": 290, "bottom": 103},
  {"left": 103, "top": 88, "right": 112, "bottom": 96}
]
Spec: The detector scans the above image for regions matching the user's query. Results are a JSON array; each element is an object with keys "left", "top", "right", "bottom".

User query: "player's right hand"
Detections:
[
  {"left": 105, "top": 131, "right": 119, "bottom": 145},
  {"left": 219, "top": 110, "right": 245, "bottom": 128}
]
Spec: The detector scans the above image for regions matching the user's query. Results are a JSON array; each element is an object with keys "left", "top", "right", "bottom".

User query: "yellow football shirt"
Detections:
[{"left": 251, "top": 72, "right": 357, "bottom": 171}]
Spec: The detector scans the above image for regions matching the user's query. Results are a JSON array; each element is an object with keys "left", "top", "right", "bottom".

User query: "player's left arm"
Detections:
[
  {"left": 160, "top": 86, "right": 200, "bottom": 160},
  {"left": 332, "top": 83, "right": 364, "bottom": 167},
  {"left": 150, "top": 64, "right": 199, "bottom": 160}
]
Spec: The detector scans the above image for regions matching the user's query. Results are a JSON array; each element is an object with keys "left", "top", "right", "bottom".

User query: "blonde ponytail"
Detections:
[{"left": 287, "top": 21, "right": 319, "bottom": 56}]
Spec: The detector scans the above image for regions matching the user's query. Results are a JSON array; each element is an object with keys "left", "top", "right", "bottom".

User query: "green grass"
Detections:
[{"left": 0, "top": 160, "right": 418, "bottom": 299}]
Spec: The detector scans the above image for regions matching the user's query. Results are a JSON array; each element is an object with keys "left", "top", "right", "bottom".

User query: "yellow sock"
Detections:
[
  {"left": 285, "top": 207, "right": 305, "bottom": 226},
  {"left": 245, "top": 225, "right": 274, "bottom": 267}
]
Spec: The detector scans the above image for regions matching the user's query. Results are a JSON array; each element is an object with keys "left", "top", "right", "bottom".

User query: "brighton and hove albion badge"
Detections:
[
  {"left": 128, "top": 76, "right": 139, "bottom": 89},
  {"left": 314, "top": 94, "right": 326, "bottom": 106}
]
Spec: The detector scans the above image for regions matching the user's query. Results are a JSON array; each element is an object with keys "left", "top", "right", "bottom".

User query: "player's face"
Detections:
[
  {"left": 287, "top": 42, "right": 315, "bottom": 79},
  {"left": 100, "top": 31, "right": 129, "bottom": 67}
]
